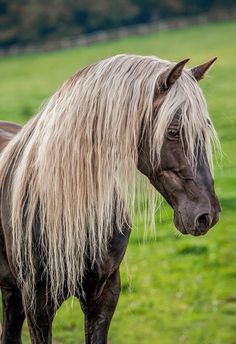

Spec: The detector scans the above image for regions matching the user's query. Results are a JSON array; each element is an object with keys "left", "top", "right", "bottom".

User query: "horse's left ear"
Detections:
[
  {"left": 160, "top": 58, "right": 190, "bottom": 92},
  {"left": 191, "top": 57, "right": 217, "bottom": 81}
]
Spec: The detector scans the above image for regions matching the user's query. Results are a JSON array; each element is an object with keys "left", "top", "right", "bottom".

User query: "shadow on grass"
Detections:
[
  {"left": 220, "top": 197, "right": 236, "bottom": 212},
  {"left": 177, "top": 244, "right": 208, "bottom": 255}
]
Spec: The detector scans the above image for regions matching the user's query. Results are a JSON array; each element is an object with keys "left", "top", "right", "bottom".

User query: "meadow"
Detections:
[{"left": 0, "top": 20, "right": 236, "bottom": 344}]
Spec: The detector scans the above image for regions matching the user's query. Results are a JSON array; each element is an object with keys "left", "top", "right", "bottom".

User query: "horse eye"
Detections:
[{"left": 167, "top": 128, "right": 179, "bottom": 138}]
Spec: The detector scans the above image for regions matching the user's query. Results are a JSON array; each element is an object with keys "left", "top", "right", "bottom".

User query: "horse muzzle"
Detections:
[{"left": 174, "top": 205, "right": 220, "bottom": 236}]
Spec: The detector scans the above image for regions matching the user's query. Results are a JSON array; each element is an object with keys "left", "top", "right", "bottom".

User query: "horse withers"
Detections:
[{"left": 0, "top": 55, "right": 220, "bottom": 343}]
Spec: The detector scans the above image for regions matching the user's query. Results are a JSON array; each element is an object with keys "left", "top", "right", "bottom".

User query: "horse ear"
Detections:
[
  {"left": 161, "top": 58, "right": 190, "bottom": 92},
  {"left": 191, "top": 57, "right": 217, "bottom": 81}
]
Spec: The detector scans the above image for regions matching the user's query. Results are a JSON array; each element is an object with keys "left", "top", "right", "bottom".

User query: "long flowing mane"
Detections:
[{"left": 0, "top": 54, "right": 218, "bottom": 306}]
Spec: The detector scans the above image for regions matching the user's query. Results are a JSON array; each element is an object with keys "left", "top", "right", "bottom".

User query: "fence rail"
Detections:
[{"left": 0, "top": 9, "right": 236, "bottom": 56}]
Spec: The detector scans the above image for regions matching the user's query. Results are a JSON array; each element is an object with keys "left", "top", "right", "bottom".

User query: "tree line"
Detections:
[{"left": 0, "top": 0, "right": 234, "bottom": 48}]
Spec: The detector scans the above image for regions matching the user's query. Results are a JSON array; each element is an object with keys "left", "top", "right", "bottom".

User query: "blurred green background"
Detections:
[{"left": 0, "top": 20, "right": 236, "bottom": 344}]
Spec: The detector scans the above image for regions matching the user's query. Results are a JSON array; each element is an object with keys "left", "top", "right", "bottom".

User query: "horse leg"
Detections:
[
  {"left": 80, "top": 216, "right": 131, "bottom": 344},
  {"left": 82, "top": 269, "right": 121, "bottom": 344},
  {"left": 1, "top": 287, "right": 25, "bottom": 344},
  {"left": 22, "top": 286, "right": 62, "bottom": 344},
  {"left": 0, "top": 220, "right": 25, "bottom": 343}
]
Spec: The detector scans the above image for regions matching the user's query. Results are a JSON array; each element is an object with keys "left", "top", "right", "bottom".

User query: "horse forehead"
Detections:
[{"left": 153, "top": 91, "right": 167, "bottom": 109}]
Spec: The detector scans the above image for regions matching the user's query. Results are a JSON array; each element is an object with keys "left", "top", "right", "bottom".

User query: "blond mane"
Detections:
[{"left": 0, "top": 54, "right": 219, "bottom": 306}]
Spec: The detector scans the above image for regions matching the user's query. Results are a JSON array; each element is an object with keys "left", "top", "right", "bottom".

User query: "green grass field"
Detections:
[{"left": 0, "top": 21, "right": 236, "bottom": 344}]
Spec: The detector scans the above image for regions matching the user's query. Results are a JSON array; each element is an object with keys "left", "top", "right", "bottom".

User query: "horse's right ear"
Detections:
[{"left": 159, "top": 58, "right": 190, "bottom": 92}]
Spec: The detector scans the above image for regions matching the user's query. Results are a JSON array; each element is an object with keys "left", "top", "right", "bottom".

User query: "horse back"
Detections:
[{"left": 0, "top": 121, "right": 22, "bottom": 152}]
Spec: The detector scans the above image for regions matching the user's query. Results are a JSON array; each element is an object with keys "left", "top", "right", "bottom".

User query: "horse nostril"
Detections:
[{"left": 195, "top": 213, "right": 211, "bottom": 232}]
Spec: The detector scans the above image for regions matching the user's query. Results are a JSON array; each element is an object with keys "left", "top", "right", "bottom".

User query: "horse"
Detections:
[
  {"left": 0, "top": 54, "right": 221, "bottom": 343},
  {"left": 0, "top": 121, "right": 22, "bottom": 151}
]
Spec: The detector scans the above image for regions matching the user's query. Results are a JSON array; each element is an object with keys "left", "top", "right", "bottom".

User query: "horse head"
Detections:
[{"left": 138, "top": 58, "right": 221, "bottom": 236}]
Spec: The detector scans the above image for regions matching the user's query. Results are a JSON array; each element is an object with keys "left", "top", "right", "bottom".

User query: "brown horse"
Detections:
[
  {"left": 0, "top": 55, "right": 220, "bottom": 343},
  {"left": 0, "top": 121, "right": 21, "bottom": 151}
]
